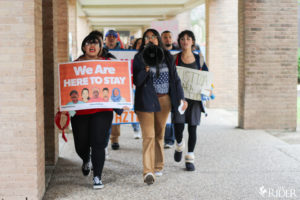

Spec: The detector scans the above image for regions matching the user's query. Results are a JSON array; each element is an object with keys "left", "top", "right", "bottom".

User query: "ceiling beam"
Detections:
[
  {"left": 82, "top": 4, "right": 184, "bottom": 9},
  {"left": 86, "top": 15, "right": 170, "bottom": 19},
  {"left": 92, "top": 25, "right": 145, "bottom": 28},
  {"left": 89, "top": 21, "right": 148, "bottom": 26},
  {"left": 91, "top": 24, "right": 146, "bottom": 31}
]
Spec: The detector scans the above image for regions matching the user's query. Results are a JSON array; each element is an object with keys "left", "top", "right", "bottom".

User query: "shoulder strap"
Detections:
[
  {"left": 194, "top": 54, "right": 201, "bottom": 70},
  {"left": 175, "top": 52, "right": 182, "bottom": 66}
]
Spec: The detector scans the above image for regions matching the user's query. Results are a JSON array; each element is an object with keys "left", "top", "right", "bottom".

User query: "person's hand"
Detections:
[
  {"left": 122, "top": 106, "right": 130, "bottom": 111},
  {"left": 145, "top": 66, "right": 150, "bottom": 72},
  {"left": 181, "top": 100, "right": 188, "bottom": 111}
]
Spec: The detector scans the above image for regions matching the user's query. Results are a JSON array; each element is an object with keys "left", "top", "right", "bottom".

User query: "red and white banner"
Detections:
[{"left": 59, "top": 60, "right": 133, "bottom": 111}]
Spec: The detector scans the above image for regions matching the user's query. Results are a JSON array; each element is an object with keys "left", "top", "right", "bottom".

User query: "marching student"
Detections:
[
  {"left": 173, "top": 30, "right": 208, "bottom": 171},
  {"left": 133, "top": 29, "right": 187, "bottom": 185},
  {"left": 71, "top": 33, "right": 120, "bottom": 189}
]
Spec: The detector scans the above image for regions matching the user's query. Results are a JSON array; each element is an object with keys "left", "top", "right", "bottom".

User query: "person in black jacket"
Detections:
[{"left": 133, "top": 29, "right": 187, "bottom": 185}]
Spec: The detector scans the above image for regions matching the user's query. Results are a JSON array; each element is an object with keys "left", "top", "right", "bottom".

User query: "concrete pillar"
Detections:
[
  {"left": 43, "top": 0, "right": 69, "bottom": 165},
  {"left": 238, "top": 0, "right": 298, "bottom": 129},
  {"left": 76, "top": 1, "right": 90, "bottom": 57},
  {"left": 77, "top": 16, "right": 90, "bottom": 57},
  {"left": 0, "top": 0, "right": 45, "bottom": 199},
  {"left": 68, "top": 0, "right": 77, "bottom": 61},
  {"left": 206, "top": 0, "right": 239, "bottom": 110}
]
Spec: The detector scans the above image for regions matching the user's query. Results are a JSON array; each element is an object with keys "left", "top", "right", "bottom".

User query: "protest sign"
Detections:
[
  {"left": 59, "top": 60, "right": 133, "bottom": 111},
  {"left": 112, "top": 109, "right": 171, "bottom": 125},
  {"left": 112, "top": 109, "right": 139, "bottom": 125},
  {"left": 176, "top": 66, "right": 213, "bottom": 101}
]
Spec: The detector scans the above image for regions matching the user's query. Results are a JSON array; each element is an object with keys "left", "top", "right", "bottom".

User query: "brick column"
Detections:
[
  {"left": 206, "top": 0, "right": 239, "bottom": 110},
  {"left": 43, "top": 0, "right": 69, "bottom": 165},
  {"left": 43, "top": 0, "right": 56, "bottom": 166},
  {"left": 0, "top": 0, "right": 45, "bottom": 199},
  {"left": 238, "top": 0, "right": 298, "bottom": 129}
]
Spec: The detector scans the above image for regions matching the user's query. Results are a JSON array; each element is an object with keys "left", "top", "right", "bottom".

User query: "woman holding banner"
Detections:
[
  {"left": 173, "top": 30, "right": 208, "bottom": 171},
  {"left": 133, "top": 29, "right": 187, "bottom": 185},
  {"left": 71, "top": 33, "right": 118, "bottom": 189}
]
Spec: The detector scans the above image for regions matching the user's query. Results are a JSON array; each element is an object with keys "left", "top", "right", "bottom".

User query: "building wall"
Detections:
[
  {"left": 238, "top": 0, "right": 298, "bottom": 129},
  {"left": 206, "top": 0, "right": 239, "bottom": 110},
  {"left": 0, "top": 0, "right": 45, "bottom": 199}
]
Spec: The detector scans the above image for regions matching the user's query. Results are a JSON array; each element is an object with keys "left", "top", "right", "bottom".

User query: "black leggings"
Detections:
[
  {"left": 71, "top": 111, "right": 113, "bottom": 178},
  {"left": 174, "top": 123, "right": 197, "bottom": 152}
]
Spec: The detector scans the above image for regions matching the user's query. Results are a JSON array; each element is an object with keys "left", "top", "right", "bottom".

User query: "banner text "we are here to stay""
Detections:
[{"left": 64, "top": 64, "right": 126, "bottom": 87}]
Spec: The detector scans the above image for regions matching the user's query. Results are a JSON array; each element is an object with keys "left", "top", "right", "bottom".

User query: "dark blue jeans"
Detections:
[
  {"left": 164, "top": 123, "right": 175, "bottom": 145},
  {"left": 132, "top": 123, "right": 140, "bottom": 132}
]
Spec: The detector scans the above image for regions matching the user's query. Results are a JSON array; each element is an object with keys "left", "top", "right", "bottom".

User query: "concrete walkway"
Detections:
[{"left": 43, "top": 109, "right": 300, "bottom": 200}]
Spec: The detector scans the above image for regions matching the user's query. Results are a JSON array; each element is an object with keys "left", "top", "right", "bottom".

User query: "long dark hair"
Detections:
[
  {"left": 132, "top": 38, "right": 142, "bottom": 50},
  {"left": 138, "top": 29, "right": 164, "bottom": 53},
  {"left": 139, "top": 29, "right": 174, "bottom": 78},
  {"left": 177, "top": 30, "right": 196, "bottom": 49}
]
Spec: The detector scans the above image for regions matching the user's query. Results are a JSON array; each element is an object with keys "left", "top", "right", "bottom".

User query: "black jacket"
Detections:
[{"left": 133, "top": 50, "right": 184, "bottom": 112}]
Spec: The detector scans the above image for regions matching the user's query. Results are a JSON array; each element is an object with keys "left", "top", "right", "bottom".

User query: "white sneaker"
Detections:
[
  {"left": 93, "top": 176, "right": 104, "bottom": 189},
  {"left": 164, "top": 143, "right": 174, "bottom": 149},
  {"left": 155, "top": 171, "right": 163, "bottom": 177},
  {"left": 134, "top": 131, "right": 142, "bottom": 139}
]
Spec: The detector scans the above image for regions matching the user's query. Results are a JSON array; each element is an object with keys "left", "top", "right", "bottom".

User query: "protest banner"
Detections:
[
  {"left": 176, "top": 66, "right": 213, "bottom": 101},
  {"left": 112, "top": 109, "right": 171, "bottom": 125},
  {"left": 59, "top": 60, "right": 133, "bottom": 111},
  {"left": 112, "top": 109, "right": 139, "bottom": 125}
]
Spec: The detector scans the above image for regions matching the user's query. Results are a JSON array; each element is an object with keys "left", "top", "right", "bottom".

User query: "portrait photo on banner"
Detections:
[{"left": 58, "top": 60, "right": 133, "bottom": 111}]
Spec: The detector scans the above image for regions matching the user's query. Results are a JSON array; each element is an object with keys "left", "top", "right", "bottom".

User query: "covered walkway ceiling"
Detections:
[{"left": 77, "top": 0, "right": 205, "bottom": 30}]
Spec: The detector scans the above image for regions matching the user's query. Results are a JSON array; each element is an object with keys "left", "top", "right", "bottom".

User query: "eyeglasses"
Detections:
[
  {"left": 85, "top": 41, "right": 99, "bottom": 46},
  {"left": 145, "top": 35, "right": 157, "bottom": 41}
]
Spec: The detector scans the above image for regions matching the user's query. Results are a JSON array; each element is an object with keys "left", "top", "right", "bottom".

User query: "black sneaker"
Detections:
[
  {"left": 174, "top": 150, "right": 182, "bottom": 162},
  {"left": 111, "top": 143, "right": 120, "bottom": 150},
  {"left": 81, "top": 160, "right": 91, "bottom": 176},
  {"left": 185, "top": 162, "right": 195, "bottom": 171},
  {"left": 93, "top": 176, "right": 104, "bottom": 189}
]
